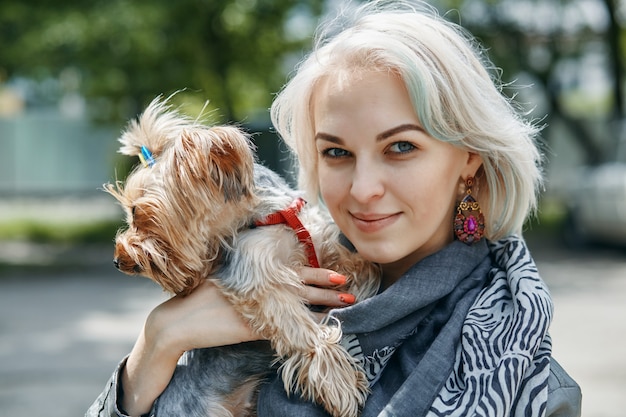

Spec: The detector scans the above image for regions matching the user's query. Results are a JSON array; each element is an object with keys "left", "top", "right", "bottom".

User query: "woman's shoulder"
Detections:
[{"left": 546, "top": 358, "right": 582, "bottom": 417}]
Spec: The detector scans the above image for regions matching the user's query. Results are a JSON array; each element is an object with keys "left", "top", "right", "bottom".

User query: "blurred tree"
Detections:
[
  {"left": 0, "top": 0, "right": 323, "bottom": 123},
  {"left": 1, "top": 0, "right": 624, "bottom": 166},
  {"left": 439, "top": 0, "right": 623, "bottom": 165}
]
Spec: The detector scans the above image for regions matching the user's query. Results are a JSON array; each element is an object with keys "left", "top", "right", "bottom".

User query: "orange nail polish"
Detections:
[
  {"left": 329, "top": 273, "right": 347, "bottom": 285},
  {"left": 339, "top": 293, "right": 356, "bottom": 304}
]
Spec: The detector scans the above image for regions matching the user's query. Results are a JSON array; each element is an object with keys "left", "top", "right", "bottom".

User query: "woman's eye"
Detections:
[
  {"left": 388, "top": 141, "right": 416, "bottom": 154},
  {"left": 321, "top": 147, "right": 351, "bottom": 158}
]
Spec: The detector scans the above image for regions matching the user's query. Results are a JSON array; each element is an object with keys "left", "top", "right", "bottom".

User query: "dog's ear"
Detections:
[
  {"left": 173, "top": 126, "right": 255, "bottom": 202},
  {"left": 117, "top": 96, "right": 191, "bottom": 160}
]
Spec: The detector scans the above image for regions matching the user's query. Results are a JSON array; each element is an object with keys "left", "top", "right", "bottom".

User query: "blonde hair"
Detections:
[{"left": 270, "top": 0, "right": 543, "bottom": 240}]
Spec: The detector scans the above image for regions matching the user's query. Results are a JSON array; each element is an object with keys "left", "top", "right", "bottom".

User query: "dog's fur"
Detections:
[{"left": 105, "top": 98, "right": 381, "bottom": 417}]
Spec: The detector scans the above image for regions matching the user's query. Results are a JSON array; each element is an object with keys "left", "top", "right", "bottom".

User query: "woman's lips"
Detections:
[{"left": 350, "top": 212, "right": 400, "bottom": 233}]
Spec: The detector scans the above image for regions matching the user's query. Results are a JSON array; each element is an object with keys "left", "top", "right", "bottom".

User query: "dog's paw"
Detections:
[{"left": 280, "top": 336, "right": 369, "bottom": 417}]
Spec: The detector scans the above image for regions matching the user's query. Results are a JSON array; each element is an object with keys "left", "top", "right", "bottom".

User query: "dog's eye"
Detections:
[{"left": 131, "top": 206, "right": 136, "bottom": 217}]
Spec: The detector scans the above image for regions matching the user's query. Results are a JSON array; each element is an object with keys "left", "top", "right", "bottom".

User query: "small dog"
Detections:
[{"left": 105, "top": 97, "right": 381, "bottom": 417}]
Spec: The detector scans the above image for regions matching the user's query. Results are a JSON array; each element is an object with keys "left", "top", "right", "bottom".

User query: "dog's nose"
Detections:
[{"left": 113, "top": 258, "right": 120, "bottom": 269}]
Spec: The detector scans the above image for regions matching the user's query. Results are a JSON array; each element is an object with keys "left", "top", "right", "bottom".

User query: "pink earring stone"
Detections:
[{"left": 465, "top": 215, "right": 477, "bottom": 233}]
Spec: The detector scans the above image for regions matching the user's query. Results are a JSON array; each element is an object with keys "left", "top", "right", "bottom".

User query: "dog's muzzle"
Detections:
[{"left": 113, "top": 257, "right": 143, "bottom": 273}]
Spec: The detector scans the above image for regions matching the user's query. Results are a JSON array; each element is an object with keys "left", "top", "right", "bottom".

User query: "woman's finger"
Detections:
[
  {"left": 299, "top": 266, "right": 347, "bottom": 287},
  {"left": 301, "top": 283, "right": 356, "bottom": 308}
]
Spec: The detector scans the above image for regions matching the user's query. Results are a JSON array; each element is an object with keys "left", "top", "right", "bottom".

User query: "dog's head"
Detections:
[{"left": 105, "top": 97, "right": 258, "bottom": 295}]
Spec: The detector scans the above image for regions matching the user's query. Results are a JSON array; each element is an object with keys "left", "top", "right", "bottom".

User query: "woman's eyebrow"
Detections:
[
  {"left": 315, "top": 124, "right": 424, "bottom": 143},
  {"left": 376, "top": 124, "right": 425, "bottom": 141},
  {"left": 315, "top": 132, "right": 342, "bottom": 143}
]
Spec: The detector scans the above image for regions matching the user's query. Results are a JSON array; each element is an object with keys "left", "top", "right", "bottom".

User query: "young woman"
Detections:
[{"left": 87, "top": 1, "right": 581, "bottom": 416}]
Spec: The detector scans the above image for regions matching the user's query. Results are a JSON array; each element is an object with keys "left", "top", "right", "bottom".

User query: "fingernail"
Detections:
[
  {"left": 339, "top": 293, "right": 356, "bottom": 304},
  {"left": 329, "top": 273, "right": 347, "bottom": 285}
]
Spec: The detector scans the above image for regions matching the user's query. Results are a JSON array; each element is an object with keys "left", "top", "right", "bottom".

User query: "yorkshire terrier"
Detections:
[{"left": 105, "top": 97, "right": 381, "bottom": 417}]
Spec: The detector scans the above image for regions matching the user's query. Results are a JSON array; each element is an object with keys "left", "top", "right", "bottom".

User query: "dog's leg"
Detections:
[
  {"left": 218, "top": 233, "right": 369, "bottom": 417},
  {"left": 223, "top": 279, "right": 368, "bottom": 417}
]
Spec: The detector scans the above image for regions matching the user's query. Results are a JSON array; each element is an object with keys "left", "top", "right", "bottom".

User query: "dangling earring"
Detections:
[{"left": 454, "top": 177, "right": 485, "bottom": 245}]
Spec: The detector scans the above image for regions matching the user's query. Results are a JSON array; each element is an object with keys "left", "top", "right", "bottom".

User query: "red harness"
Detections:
[{"left": 253, "top": 197, "right": 320, "bottom": 268}]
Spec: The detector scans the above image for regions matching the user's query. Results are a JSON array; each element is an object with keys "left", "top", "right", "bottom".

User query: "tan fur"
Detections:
[{"left": 106, "top": 97, "right": 382, "bottom": 417}]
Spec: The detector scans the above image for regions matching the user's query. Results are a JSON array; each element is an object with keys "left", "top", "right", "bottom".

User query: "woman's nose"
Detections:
[{"left": 350, "top": 161, "right": 385, "bottom": 202}]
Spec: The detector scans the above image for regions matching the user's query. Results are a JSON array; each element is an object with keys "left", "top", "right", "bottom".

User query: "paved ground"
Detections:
[
  {"left": 0, "top": 266, "right": 167, "bottom": 417},
  {"left": 529, "top": 242, "right": 626, "bottom": 417},
  {"left": 0, "top": 237, "right": 624, "bottom": 417}
]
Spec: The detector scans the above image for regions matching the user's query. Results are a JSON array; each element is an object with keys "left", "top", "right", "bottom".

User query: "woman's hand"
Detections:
[
  {"left": 147, "top": 280, "right": 260, "bottom": 353},
  {"left": 119, "top": 269, "right": 354, "bottom": 416},
  {"left": 298, "top": 266, "right": 357, "bottom": 307},
  {"left": 121, "top": 280, "right": 256, "bottom": 416}
]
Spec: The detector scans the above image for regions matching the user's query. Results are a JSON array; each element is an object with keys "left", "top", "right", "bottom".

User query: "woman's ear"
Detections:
[{"left": 463, "top": 152, "right": 483, "bottom": 179}]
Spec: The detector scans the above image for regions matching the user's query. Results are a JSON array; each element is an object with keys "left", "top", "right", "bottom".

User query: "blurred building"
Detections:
[
  {"left": 0, "top": 111, "right": 117, "bottom": 196},
  {"left": 0, "top": 86, "right": 292, "bottom": 197},
  {"left": 0, "top": 82, "right": 119, "bottom": 196}
]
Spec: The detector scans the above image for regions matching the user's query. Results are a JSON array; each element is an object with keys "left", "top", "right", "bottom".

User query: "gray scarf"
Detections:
[{"left": 257, "top": 236, "right": 552, "bottom": 417}]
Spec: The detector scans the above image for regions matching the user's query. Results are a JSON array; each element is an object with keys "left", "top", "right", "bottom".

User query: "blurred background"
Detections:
[{"left": 0, "top": 0, "right": 625, "bottom": 416}]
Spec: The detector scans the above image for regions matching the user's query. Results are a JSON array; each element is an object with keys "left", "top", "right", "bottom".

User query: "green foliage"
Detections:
[
  {"left": 1, "top": 0, "right": 621, "bottom": 165},
  {"left": 0, "top": 0, "right": 324, "bottom": 122},
  {"left": 0, "top": 219, "right": 123, "bottom": 244}
]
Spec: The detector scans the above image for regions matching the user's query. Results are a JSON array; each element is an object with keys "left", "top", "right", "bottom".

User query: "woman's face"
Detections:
[{"left": 312, "top": 71, "right": 482, "bottom": 282}]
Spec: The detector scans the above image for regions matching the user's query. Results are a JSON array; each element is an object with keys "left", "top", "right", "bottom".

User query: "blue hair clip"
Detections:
[{"left": 139, "top": 146, "right": 156, "bottom": 168}]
